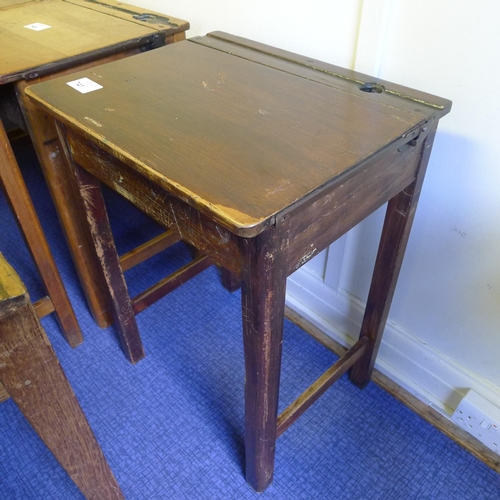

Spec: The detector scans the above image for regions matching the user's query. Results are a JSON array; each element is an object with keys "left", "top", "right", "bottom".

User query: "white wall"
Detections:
[
  {"left": 124, "top": 0, "right": 500, "bottom": 414},
  {"left": 125, "top": 0, "right": 363, "bottom": 67}
]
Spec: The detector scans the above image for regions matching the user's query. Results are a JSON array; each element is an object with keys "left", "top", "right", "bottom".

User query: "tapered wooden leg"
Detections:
[
  {"left": 0, "top": 121, "right": 82, "bottom": 347},
  {"left": 15, "top": 80, "right": 113, "bottom": 328},
  {"left": 72, "top": 162, "right": 144, "bottom": 363},
  {"left": 241, "top": 231, "right": 287, "bottom": 492},
  {"left": 349, "top": 125, "right": 438, "bottom": 388},
  {"left": 0, "top": 256, "right": 124, "bottom": 500},
  {"left": 56, "top": 123, "right": 144, "bottom": 363}
]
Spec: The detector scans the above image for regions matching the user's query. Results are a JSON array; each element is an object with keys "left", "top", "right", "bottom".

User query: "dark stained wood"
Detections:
[
  {"left": 240, "top": 224, "right": 290, "bottom": 492},
  {"left": 15, "top": 50, "right": 153, "bottom": 329},
  {"left": 26, "top": 33, "right": 451, "bottom": 491},
  {"left": 64, "top": 129, "right": 242, "bottom": 275},
  {"left": 276, "top": 337, "right": 368, "bottom": 438},
  {"left": 196, "top": 32, "right": 450, "bottom": 121},
  {"left": 220, "top": 268, "right": 240, "bottom": 292},
  {"left": 132, "top": 254, "right": 212, "bottom": 314},
  {"left": 120, "top": 230, "right": 181, "bottom": 272},
  {"left": 349, "top": 123, "right": 438, "bottom": 388},
  {"left": 285, "top": 138, "right": 423, "bottom": 274},
  {"left": 0, "top": 120, "right": 82, "bottom": 346},
  {"left": 0, "top": 254, "right": 124, "bottom": 499},
  {"left": 59, "top": 123, "right": 144, "bottom": 363},
  {"left": 25, "top": 38, "right": 446, "bottom": 237}
]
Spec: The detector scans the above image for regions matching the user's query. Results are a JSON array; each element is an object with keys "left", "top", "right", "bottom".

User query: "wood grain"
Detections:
[
  {"left": 0, "top": 0, "right": 35, "bottom": 11},
  {"left": 26, "top": 33, "right": 452, "bottom": 491},
  {"left": 0, "top": 254, "right": 124, "bottom": 499},
  {"left": 240, "top": 224, "right": 290, "bottom": 492},
  {"left": 349, "top": 124, "right": 438, "bottom": 387},
  {"left": 25, "top": 37, "right": 449, "bottom": 236},
  {"left": 0, "top": 120, "right": 82, "bottom": 346},
  {"left": 59, "top": 126, "right": 145, "bottom": 363},
  {"left": 0, "top": 0, "right": 188, "bottom": 83}
]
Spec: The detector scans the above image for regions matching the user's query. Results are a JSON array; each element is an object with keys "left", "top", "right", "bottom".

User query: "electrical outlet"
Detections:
[{"left": 451, "top": 389, "right": 500, "bottom": 455}]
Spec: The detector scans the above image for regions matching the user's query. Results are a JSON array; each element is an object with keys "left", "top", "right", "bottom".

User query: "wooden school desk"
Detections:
[
  {"left": 26, "top": 32, "right": 452, "bottom": 491},
  {"left": 0, "top": 0, "right": 189, "bottom": 330}
]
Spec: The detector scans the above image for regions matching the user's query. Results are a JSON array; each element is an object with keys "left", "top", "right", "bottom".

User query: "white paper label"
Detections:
[
  {"left": 24, "top": 23, "right": 52, "bottom": 31},
  {"left": 66, "top": 78, "right": 103, "bottom": 94}
]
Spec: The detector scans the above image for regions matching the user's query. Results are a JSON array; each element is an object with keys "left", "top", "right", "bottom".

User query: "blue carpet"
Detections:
[{"left": 1, "top": 138, "right": 499, "bottom": 499}]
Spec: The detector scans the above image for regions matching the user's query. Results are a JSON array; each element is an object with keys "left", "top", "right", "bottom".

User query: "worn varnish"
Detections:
[
  {"left": 0, "top": 119, "right": 82, "bottom": 346},
  {"left": 26, "top": 32, "right": 452, "bottom": 491},
  {"left": 0, "top": 0, "right": 188, "bottom": 83},
  {"left": 0, "top": 0, "right": 189, "bottom": 330},
  {"left": 0, "top": 254, "right": 124, "bottom": 499},
  {"left": 25, "top": 37, "right": 446, "bottom": 236}
]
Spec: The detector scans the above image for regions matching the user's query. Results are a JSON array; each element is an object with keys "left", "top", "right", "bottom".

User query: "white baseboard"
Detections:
[{"left": 285, "top": 268, "right": 500, "bottom": 417}]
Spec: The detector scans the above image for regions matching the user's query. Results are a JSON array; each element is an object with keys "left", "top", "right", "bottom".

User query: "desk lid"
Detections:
[
  {"left": 0, "top": 0, "right": 188, "bottom": 84},
  {"left": 26, "top": 32, "right": 452, "bottom": 236}
]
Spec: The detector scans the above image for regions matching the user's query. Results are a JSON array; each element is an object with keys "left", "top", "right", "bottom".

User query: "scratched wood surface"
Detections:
[
  {"left": 0, "top": 0, "right": 188, "bottom": 84},
  {"left": 0, "top": 254, "right": 124, "bottom": 498},
  {"left": 0, "top": 120, "right": 82, "bottom": 345},
  {"left": 27, "top": 33, "right": 452, "bottom": 491},
  {"left": 26, "top": 32, "right": 451, "bottom": 236}
]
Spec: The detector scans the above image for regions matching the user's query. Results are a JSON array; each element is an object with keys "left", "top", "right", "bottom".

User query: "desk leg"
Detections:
[
  {"left": 0, "top": 122, "right": 82, "bottom": 347},
  {"left": 15, "top": 81, "right": 114, "bottom": 329},
  {"left": 58, "top": 131, "right": 145, "bottom": 363},
  {"left": 350, "top": 126, "right": 437, "bottom": 388},
  {"left": 241, "top": 232, "right": 287, "bottom": 492}
]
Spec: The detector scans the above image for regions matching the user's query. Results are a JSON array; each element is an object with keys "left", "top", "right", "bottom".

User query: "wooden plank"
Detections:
[
  {"left": 276, "top": 337, "right": 368, "bottom": 437},
  {"left": 132, "top": 254, "right": 212, "bottom": 314},
  {"left": 240, "top": 224, "right": 290, "bottom": 492},
  {"left": 349, "top": 125, "right": 437, "bottom": 387},
  {"left": 0, "top": 254, "right": 124, "bottom": 499},
  {"left": 120, "top": 230, "right": 181, "bottom": 272},
  {"left": 14, "top": 49, "right": 148, "bottom": 329},
  {"left": 284, "top": 306, "right": 500, "bottom": 475},
  {"left": 59, "top": 125, "right": 145, "bottom": 363}
]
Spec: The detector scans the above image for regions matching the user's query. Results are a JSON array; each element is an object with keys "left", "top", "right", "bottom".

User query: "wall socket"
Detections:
[{"left": 451, "top": 389, "right": 500, "bottom": 455}]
